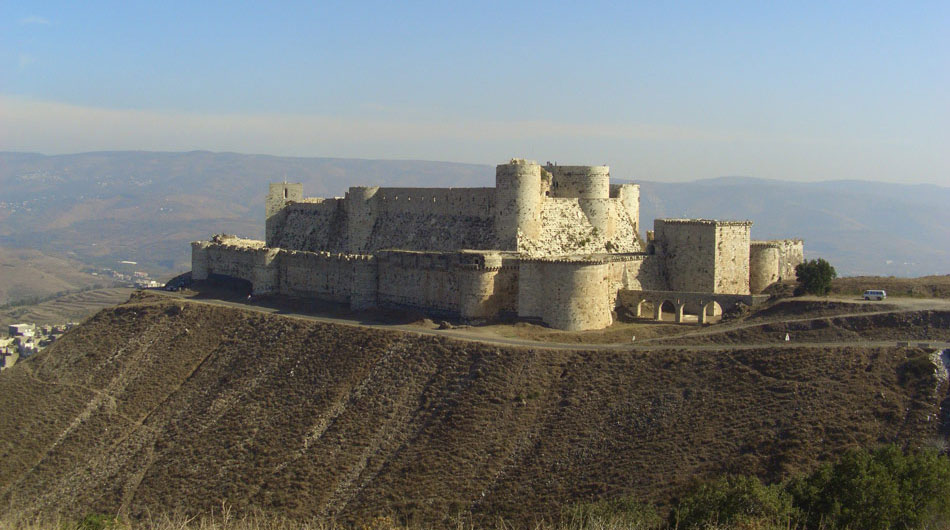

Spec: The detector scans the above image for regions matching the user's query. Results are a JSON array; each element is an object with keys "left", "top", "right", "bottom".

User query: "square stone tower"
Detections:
[{"left": 653, "top": 219, "right": 752, "bottom": 294}]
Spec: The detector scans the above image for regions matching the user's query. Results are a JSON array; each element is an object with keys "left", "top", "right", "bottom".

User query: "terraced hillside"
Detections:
[
  {"left": 0, "top": 292, "right": 946, "bottom": 526},
  {"left": 0, "top": 288, "right": 134, "bottom": 326}
]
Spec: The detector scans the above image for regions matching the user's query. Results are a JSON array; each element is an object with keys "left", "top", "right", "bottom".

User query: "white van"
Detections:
[{"left": 863, "top": 290, "right": 887, "bottom": 301}]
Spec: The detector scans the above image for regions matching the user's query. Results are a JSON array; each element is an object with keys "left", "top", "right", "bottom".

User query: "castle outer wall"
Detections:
[{"left": 191, "top": 158, "right": 803, "bottom": 331}]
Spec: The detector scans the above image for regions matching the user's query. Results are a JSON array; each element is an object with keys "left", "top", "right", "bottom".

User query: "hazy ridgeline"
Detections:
[{"left": 1, "top": 151, "right": 947, "bottom": 277}]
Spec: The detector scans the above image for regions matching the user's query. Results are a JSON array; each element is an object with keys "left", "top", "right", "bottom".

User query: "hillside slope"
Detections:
[
  {"left": 0, "top": 246, "right": 113, "bottom": 306},
  {"left": 0, "top": 293, "right": 945, "bottom": 525}
]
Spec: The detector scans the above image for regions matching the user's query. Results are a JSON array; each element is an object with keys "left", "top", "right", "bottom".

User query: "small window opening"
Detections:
[{"left": 284, "top": 188, "right": 288, "bottom": 199}]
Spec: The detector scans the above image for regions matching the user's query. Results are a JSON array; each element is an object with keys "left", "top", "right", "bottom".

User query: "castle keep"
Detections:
[{"left": 192, "top": 159, "right": 804, "bottom": 330}]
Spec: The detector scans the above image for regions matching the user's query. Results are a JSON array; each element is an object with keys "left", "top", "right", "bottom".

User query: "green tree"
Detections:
[
  {"left": 788, "top": 445, "right": 950, "bottom": 530},
  {"left": 795, "top": 258, "right": 837, "bottom": 295}
]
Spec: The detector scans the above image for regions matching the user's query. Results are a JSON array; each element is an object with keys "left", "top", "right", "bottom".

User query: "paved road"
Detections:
[{"left": 150, "top": 290, "right": 950, "bottom": 352}]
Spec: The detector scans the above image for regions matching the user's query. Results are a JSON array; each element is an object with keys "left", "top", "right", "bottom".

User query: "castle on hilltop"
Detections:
[{"left": 192, "top": 159, "right": 803, "bottom": 330}]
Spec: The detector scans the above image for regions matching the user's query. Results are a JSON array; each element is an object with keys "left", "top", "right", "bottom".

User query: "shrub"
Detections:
[
  {"left": 794, "top": 258, "right": 837, "bottom": 296},
  {"left": 563, "top": 496, "right": 663, "bottom": 529},
  {"left": 788, "top": 445, "right": 950, "bottom": 530},
  {"left": 669, "top": 474, "right": 800, "bottom": 529}
]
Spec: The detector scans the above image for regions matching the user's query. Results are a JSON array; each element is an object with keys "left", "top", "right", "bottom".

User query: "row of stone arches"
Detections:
[{"left": 633, "top": 298, "right": 723, "bottom": 324}]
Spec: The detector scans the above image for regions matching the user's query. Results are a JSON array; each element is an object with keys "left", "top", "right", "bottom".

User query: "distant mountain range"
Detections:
[{"left": 1, "top": 151, "right": 946, "bottom": 279}]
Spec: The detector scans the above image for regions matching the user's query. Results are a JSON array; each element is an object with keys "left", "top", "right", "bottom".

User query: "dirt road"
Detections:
[{"left": 149, "top": 290, "right": 950, "bottom": 352}]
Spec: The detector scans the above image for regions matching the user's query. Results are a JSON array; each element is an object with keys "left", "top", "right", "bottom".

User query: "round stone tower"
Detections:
[
  {"left": 547, "top": 165, "right": 610, "bottom": 199},
  {"left": 547, "top": 165, "right": 612, "bottom": 237},
  {"left": 494, "top": 159, "right": 541, "bottom": 251},
  {"left": 542, "top": 260, "right": 612, "bottom": 331},
  {"left": 344, "top": 186, "right": 380, "bottom": 253},
  {"left": 458, "top": 252, "right": 503, "bottom": 320},
  {"left": 749, "top": 242, "right": 781, "bottom": 294}
]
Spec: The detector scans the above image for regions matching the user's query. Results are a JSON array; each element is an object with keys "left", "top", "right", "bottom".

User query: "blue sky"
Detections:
[{"left": 1, "top": 1, "right": 947, "bottom": 183}]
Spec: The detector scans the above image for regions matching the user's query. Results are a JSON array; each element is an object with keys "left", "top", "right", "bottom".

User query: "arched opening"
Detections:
[
  {"left": 636, "top": 299, "right": 651, "bottom": 319},
  {"left": 205, "top": 273, "right": 253, "bottom": 297},
  {"left": 656, "top": 300, "right": 677, "bottom": 322},
  {"left": 701, "top": 301, "right": 723, "bottom": 324}
]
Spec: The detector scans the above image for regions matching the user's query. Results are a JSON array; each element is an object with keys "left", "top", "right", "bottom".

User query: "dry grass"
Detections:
[{"left": 0, "top": 293, "right": 944, "bottom": 526}]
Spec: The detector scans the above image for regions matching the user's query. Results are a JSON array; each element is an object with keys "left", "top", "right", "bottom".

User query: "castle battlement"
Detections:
[{"left": 192, "top": 158, "right": 804, "bottom": 330}]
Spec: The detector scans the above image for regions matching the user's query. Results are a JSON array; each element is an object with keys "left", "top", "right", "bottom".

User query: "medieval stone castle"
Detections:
[{"left": 192, "top": 159, "right": 803, "bottom": 330}]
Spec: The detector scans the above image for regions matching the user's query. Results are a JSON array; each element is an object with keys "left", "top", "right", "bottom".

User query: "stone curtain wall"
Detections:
[
  {"left": 191, "top": 239, "right": 278, "bottom": 295},
  {"left": 280, "top": 250, "right": 357, "bottom": 302},
  {"left": 271, "top": 187, "right": 497, "bottom": 254},
  {"left": 376, "top": 251, "right": 462, "bottom": 314},
  {"left": 373, "top": 187, "right": 494, "bottom": 217},
  {"left": 607, "top": 255, "right": 665, "bottom": 294},
  {"left": 269, "top": 200, "right": 347, "bottom": 252},
  {"left": 775, "top": 239, "right": 805, "bottom": 280},
  {"left": 714, "top": 222, "right": 752, "bottom": 294},
  {"left": 370, "top": 187, "right": 496, "bottom": 253}
]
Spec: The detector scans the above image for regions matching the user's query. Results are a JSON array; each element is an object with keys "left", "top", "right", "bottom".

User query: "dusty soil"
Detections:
[{"left": 0, "top": 292, "right": 946, "bottom": 527}]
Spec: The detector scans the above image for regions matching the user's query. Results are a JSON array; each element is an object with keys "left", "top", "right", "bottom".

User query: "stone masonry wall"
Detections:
[
  {"left": 279, "top": 250, "right": 356, "bottom": 302},
  {"left": 607, "top": 255, "right": 665, "bottom": 296},
  {"left": 192, "top": 238, "right": 278, "bottom": 295},
  {"left": 517, "top": 259, "right": 612, "bottom": 331},
  {"left": 714, "top": 223, "right": 752, "bottom": 294},
  {"left": 653, "top": 220, "right": 717, "bottom": 292},
  {"left": 518, "top": 198, "right": 640, "bottom": 256},
  {"left": 749, "top": 242, "right": 781, "bottom": 294},
  {"left": 376, "top": 251, "right": 462, "bottom": 314},
  {"left": 272, "top": 187, "right": 497, "bottom": 254},
  {"left": 270, "top": 200, "right": 348, "bottom": 252},
  {"left": 774, "top": 239, "right": 805, "bottom": 280}
]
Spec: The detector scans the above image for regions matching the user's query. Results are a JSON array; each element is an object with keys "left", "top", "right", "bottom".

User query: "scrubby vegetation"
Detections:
[{"left": 9, "top": 446, "right": 950, "bottom": 529}]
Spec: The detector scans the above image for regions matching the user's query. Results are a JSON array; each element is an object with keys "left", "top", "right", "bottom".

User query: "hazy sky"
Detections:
[{"left": 1, "top": 1, "right": 947, "bottom": 184}]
